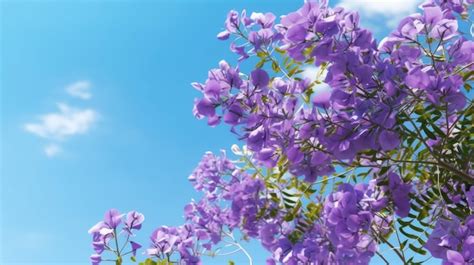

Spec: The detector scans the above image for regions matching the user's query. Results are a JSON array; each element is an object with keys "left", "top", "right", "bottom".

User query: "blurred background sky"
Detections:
[{"left": 1, "top": 0, "right": 441, "bottom": 264}]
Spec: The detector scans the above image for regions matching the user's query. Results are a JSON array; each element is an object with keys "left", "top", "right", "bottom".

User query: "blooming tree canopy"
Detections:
[{"left": 89, "top": 0, "right": 474, "bottom": 264}]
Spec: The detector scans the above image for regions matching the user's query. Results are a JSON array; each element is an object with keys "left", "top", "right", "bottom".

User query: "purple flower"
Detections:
[
  {"left": 90, "top": 254, "right": 101, "bottom": 265},
  {"left": 182, "top": 1, "right": 474, "bottom": 264},
  {"left": 312, "top": 89, "right": 332, "bottom": 108},
  {"left": 223, "top": 104, "right": 243, "bottom": 125},
  {"left": 130, "top": 241, "right": 142, "bottom": 256},
  {"left": 395, "top": 15, "right": 423, "bottom": 39},
  {"left": 224, "top": 10, "right": 239, "bottom": 33},
  {"left": 230, "top": 43, "right": 249, "bottom": 61},
  {"left": 447, "top": 250, "right": 465, "bottom": 264},
  {"left": 188, "top": 151, "right": 235, "bottom": 195},
  {"left": 423, "top": 5, "right": 443, "bottom": 25},
  {"left": 104, "top": 209, "right": 123, "bottom": 229},
  {"left": 430, "top": 19, "right": 458, "bottom": 39},
  {"left": 125, "top": 211, "right": 145, "bottom": 231},
  {"left": 388, "top": 173, "right": 411, "bottom": 217},
  {"left": 92, "top": 241, "right": 105, "bottom": 254},
  {"left": 250, "top": 12, "right": 276, "bottom": 29},
  {"left": 89, "top": 209, "right": 145, "bottom": 264},
  {"left": 286, "top": 24, "right": 307, "bottom": 42},
  {"left": 426, "top": 214, "right": 474, "bottom": 264},
  {"left": 247, "top": 125, "right": 265, "bottom": 151},
  {"left": 217, "top": 30, "right": 230, "bottom": 40},
  {"left": 379, "top": 130, "right": 400, "bottom": 151},
  {"left": 251, "top": 68, "right": 270, "bottom": 87},
  {"left": 286, "top": 146, "right": 304, "bottom": 164},
  {"left": 194, "top": 98, "right": 215, "bottom": 118}
]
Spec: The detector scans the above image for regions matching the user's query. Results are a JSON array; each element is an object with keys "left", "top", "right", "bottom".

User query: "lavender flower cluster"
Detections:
[
  {"left": 426, "top": 213, "right": 474, "bottom": 264},
  {"left": 266, "top": 182, "right": 391, "bottom": 265},
  {"left": 144, "top": 153, "right": 397, "bottom": 264},
  {"left": 89, "top": 0, "right": 474, "bottom": 264},
  {"left": 88, "top": 209, "right": 144, "bottom": 264},
  {"left": 193, "top": 0, "right": 473, "bottom": 184},
  {"left": 146, "top": 151, "right": 272, "bottom": 264}
]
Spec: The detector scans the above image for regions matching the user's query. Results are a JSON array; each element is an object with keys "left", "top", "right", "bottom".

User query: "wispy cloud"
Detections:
[
  {"left": 338, "top": 0, "right": 421, "bottom": 30},
  {"left": 25, "top": 81, "right": 99, "bottom": 157},
  {"left": 25, "top": 103, "right": 98, "bottom": 140},
  {"left": 66, "top": 80, "right": 92, "bottom": 100},
  {"left": 44, "top": 143, "right": 62, "bottom": 157}
]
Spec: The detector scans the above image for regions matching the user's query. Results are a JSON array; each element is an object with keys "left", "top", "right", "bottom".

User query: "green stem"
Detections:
[
  {"left": 372, "top": 227, "right": 407, "bottom": 265},
  {"left": 376, "top": 251, "right": 390, "bottom": 265},
  {"left": 113, "top": 228, "right": 121, "bottom": 259}
]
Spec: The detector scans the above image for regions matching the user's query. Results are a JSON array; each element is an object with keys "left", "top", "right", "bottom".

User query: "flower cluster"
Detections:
[
  {"left": 194, "top": 2, "right": 401, "bottom": 183},
  {"left": 324, "top": 183, "right": 380, "bottom": 258},
  {"left": 190, "top": 2, "right": 474, "bottom": 262},
  {"left": 265, "top": 181, "right": 391, "bottom": 265},
  {"left": 188, "top": 151, "right": 236, "bottom": 198},
  {"left": 88, "top": 209, "right": 144, "bottom": 265},
  {"left": 386, "top": 172, "right": 412, "bottom": 217},
  {"left": 380, "top": 1, "right": 473, "bottom": 114},
  {"left": 425, "top": 213, "right": 474, "bottom": 265},
  {"left": 146, "top": 151, "right": 274, "bottom": 264},
  {"left": 191, "top": 0, "right": 472, "bottom": 263},
  {"left": 147, "top": 225, "right": 200, "bottom": 264},
  {"left": 187, "top": 151, "right": 270, "bottom": 238},
  {"left": 90, "top": 0, "right": 474, "bottom": 264},
  {"left": 194, "top": 0, "right": 474, "bottom": 185},
  {"left": 185, "top": 153, "right": 393, "bottom": 265},
  {"left": 217, "top": 10, "right": 281, "bottom": 60}
]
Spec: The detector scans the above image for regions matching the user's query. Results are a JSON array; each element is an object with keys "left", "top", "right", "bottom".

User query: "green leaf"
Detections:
[
  {"left": 465, "top": 83, "right": 472, "bottom": 92},
  {"left": 275, "top": 47, "right": 285, "bottom": 54},
  {"left": 256, "top": 51, "right": 266, "bottom": 58},
  {"left": 303, "top": 87, "right": 314, "bottom": 104},
  {"left": 431, "top": 123, "right": 446, "bottom": 138},
  {"left": 448, "top": 205, "right": 469, "bottom": 219},
  {"left": 417, "top": 237, "right": 427, "bottom": 246},
  {"left": 397, "top": 219, "right": 412, "bottom": 227},
  {"left": 462, "top": 70, "right": 474, "bottom": 81},
  {"left": 256, "top": 59, "right": 266, "bottom": 68},
  {"left": 281, "top": 190, "right": 296, "bottom": 198},
  {"left": 409, "top": 243, "right": 427, "bottom": 255},
  {"left": 421, "top": 125, "right": 437, "bottom": 140},
  {"left": 400, "top": 226, "right": 419, "bottom": 240},
  {"left": 400, "top": 239, "right": 408, "bottom": 250},
  {"left": 414, "top": 104, "right": 425, "bottom": 115},
  {"left": 379, "top": 166, "right": 390, "bottom": 176},
  {"left": 409, "top": 223, "right": 426, "bottom": 233},
  {"left": 272, "top": 61, "right": 280, "bottom": 73},
  {"left": 288, "top": 66, "right": 300, "bottom": 77},
  {"left": 139, "top": 259, "right": 157, "bottom": 265},
  {"left": 319, "top": 176, "right": 329, "bottom": 195}
]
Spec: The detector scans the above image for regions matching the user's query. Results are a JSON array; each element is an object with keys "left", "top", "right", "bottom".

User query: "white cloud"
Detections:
[
  {"left": 66, "top": 80, "right": 92, "bottom": 100},
  {"left": 338, "top": 0, "right": 421, "bottom": 29},
  {"left": 25, "top": 103, "right": 98, "bottom": 140},
  {"left": 301, "top": 66, "right": 331, "bottom": 93},
  {"left": 44, "top": 144, "right": 62, "bottom": 157},
  {"left": 25, "top": 80, "right": 99, "bottom": 157}
]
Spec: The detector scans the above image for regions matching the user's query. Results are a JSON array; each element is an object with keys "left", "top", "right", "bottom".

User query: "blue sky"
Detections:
[{"left": 1, "top": 0, "right": 440, "bottom": 264}]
